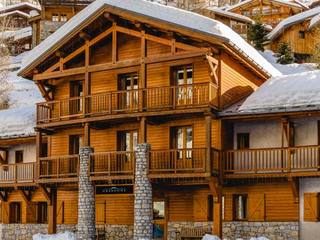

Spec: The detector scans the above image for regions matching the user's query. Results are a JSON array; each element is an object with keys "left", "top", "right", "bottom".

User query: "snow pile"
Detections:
[
  {"left": 239, "top": 70, "right": 320, "bottom": 113},
  {"left": 19, "top": 0, "right": 281, "bottom": 77},
  {"left": 260, "top": 50, "right": 316, "bottom": 75},
  {"left": 249, "top": 238, "right": 269, "bottom": 240},
  {"left": 202, "top": 234, "right": 221, "bottom": 240},
  {"left": 32, "top": 232, "right": 77, "bottom": 240}
]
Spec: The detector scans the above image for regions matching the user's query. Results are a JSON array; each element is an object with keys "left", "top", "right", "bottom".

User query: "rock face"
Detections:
[
  {"left": 134, "top": 143, "right": 153, "bottom": 240},
  {"left": 77, "top": 146, "right": 96, "bottom": 240}
]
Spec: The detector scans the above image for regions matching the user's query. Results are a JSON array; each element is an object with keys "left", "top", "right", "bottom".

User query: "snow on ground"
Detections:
[
  {"left": 260, "top": 50, "right": 317, "bottom": 75},
  {"left": 32, "top": 231, "right": 77, "bottom": 240},
  {"left": 202, "top": 235, "right": 269, "bottom": 240}
]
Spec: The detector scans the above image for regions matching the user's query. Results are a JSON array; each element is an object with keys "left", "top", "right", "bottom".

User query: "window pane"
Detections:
[{"left": 153, "top": 201, "right": 165, "bottom": 219}]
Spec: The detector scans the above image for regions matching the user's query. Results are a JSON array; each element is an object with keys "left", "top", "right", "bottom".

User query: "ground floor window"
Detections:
[
  {"left": 9, "top": 202, "right": 21, "bottom": 223},
  {"left": 37, "top": 202, "right": 48, "bottom": 223},
  {"left": 233, "top": 195, "right": 248, "bottom": 220},
  {"left": 153, "top": 201, "right": 166, "bottom": 239}
]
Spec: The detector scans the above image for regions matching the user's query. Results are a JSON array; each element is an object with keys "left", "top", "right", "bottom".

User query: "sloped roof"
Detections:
[
  {"left": 206, "top": 7, "right": 254, "bottom": 23},
  {"left": 268, "top": 7, "right": 320, "bottom": 39},
  {"left": 0, "top": 2, "right": 40, "bottom": 14},
  {"left": 0, "top": 10, "right": 30, "bottom": 18},
  {"left": 237, "top": 70, "right": 320, "bottom": 114},
  {"left": 227, "top": 0, "right": 306, "bottom": 11},
  {"left": 18, "top": 0, "right": 281, "bottom": 77}
]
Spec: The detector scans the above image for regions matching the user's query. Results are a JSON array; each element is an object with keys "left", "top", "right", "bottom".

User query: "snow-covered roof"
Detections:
[
  {"left": 268, "top": 7, "right": 320, "bottom": 40},
  {"left": 0, "top": 106, "right": 36, "bottom": 139},
  {"left": 0, "top": 26, "right": 32, "bottom": 41},
  {"left": 206, "top": 7, "right": 254, "bottom": 23},
  {"left": 238, "top": 70, "right": 320, "bottom": 114},
  {"left": 227, "top": 0, "right": 306, "bottom": 11},
  {"left": 0, "top": 2, "right": 40, "bottom": 14},
  {"left": 0, "top": 10, "right": 30, "bottom": 18},
  {"left": 19, "top": 0, "right": 282, "bottom": 77}
]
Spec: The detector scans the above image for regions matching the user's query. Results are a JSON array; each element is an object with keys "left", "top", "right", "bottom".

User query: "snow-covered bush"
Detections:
[{"left": 32, "top": 231, "right": 77, "bottom": 240}]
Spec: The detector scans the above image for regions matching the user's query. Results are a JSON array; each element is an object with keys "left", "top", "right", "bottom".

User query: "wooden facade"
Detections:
[
  {"left": 227, "top": 0, "right": 306, "bottom": 28},
  {"left": 3, "top": 1, "right": 318, "bottom": 239}
]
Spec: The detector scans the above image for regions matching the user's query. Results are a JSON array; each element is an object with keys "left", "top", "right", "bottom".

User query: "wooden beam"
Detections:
[
  {"left": 18, "top": 190, "right": 31, "bottom": 204},
  {"left": 205, "top": 115, "right": 212, "bottom": 173},
  {"left": 112, "top": 22, "right": 117, "bottom": 64},
  {"left": 213, "top": 197, "right": 223, "bottom": 238},
  {"left": 79, "top": 31, "right": 90, "bottom": 41},
  {"left": 0, "top": 191, "right": 8, "bottom": 202},
  {"left": 36, "top": 131, "right": 42, "bottom": 179},
  {"left": 39, "top": 185, "right": 51, "bottom": 205},
  {"left": 83, "top": 123, "right": 90, "bottom": 147},
  {"left": 140, "top": 117, "right": 147, "bottom": 143},
  {"left": 48, "top": 187, "right": 57, "bottom": 234},
  {"left": 289, "top": 177, "right": 299, "bottom": 203},
  {"left": 35, "top": 82, "right": 52, "bottom": 101}
]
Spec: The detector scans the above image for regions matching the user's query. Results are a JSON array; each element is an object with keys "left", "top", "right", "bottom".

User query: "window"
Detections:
[
  {"left": 299, "top": 31, "right": 305, "bottom": 39},
  {"left": 70, "top": 80, "right": 83, "bottom": 114},
  {"left": 153, "top": 201, "right": 165, "bottom": 220},
  {"left": 153, "top": 201, "right": 166, "bottom": 239},
  {"left": 69, "top": 135, "right": 83, "bottom": 155},
  {"left": 117, "top": 130, "right": 138, "bottom": 162},
  {"left": 40, "top": 142, "right": 48, "bottom": 158},
  {"left": 208, "top": 195, "right": 214, "bottom": 221},
  {"left": 37, "top": 202, "right": 47, "bottom": 223},
  {"left": 118, "top": 73, "right": 139, "bottom": 110},
  {"left": 9, "top": 202, "right": 21, "bottom": 223},
  {"left": 60, "top": 14, "right": 68, "bottom": 22},
  {"left": 172, "top": 65, "right": 193, "bottom": 105},
  {"left": 52, "top": 14, "right": 59, "bottom": 22},
  {"left": 237, "top": 133, "right": 250, "bottom": 150},
  {"left": 233, "top": 195, "right": 248, "bottom": 220},
  {"left": 15, "top": 150, "right": 23, "bottom": 164},
  {"left": 170, "top": 126, "right": 193, "bottom": 159}
]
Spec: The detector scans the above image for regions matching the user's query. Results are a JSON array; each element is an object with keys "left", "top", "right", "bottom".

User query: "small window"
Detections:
[
  {"left": 208, "top": 195, "right": 214, "bottom": 221},
  {"left": 9, "top": 202, "right": 21, "bottom": 223},
  {"left": 233, "top": 195, "right": 248, "bottom": 220},
  {"left": 52, "top": 14, "right": 59, "bottom": 22},
  {"left": 15, "top": 150, "right": 23, "bottom": 164},
  {"left": 37, "top": 202, "right": 48, "bottom": 223},
  {"left": 60, "top": 14, "right": 68, "bottom": 22},
  {"left": 153, "top": 201, "right": 165, "bottom": 220},
  {"left": 237, "top": 133, "right": 250, "bottom": 149},
  {"left": 299, "top": 31, "right": 305, "bottom": 39}
]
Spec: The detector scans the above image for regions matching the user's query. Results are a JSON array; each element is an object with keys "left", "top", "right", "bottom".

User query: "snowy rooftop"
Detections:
[
  {"left": 0, "top": 2, "right": 40, "bottom": 14},
  {"left": 268, "top": 7, "right": 320, "bottom": 40},
  {"left": 19, "top": 0, "right": 281, "bottom": 77},
  {"left": 237, "top": 70, "right": 320, "bottom": 114},
  {"left": 0, "top": 27, "right": 32, "bottom": 41},
  {"left": 0, "top": 10, "right": 30, "bottom": 18},
  {"left": 227, "top": 0, "right": 306, "bottom": 11},
  {"left": 206, "top": 7, "right": 254, "bottom": 23}
]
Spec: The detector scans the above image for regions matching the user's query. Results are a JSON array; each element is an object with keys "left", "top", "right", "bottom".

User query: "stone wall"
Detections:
[
  {"left": 168, "top": 221, "right": 299, "bottom": 240},
  {"left": 40, "top": 20, "right": 65, "bottom": 42},
  {"left": 0, "top": 224, "right": 76, "bottom": 240}
]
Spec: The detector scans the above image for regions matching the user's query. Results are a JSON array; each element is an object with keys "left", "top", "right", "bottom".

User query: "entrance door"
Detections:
[
  {"left": 170, "top": 126, "right": 193, "bottom": 170},
  {"left": 118, "top": 73, "right": 139, "bottom": 111},
  {"left": 69, "top": 80, "right": 83, "bottom": 115},
  {"left": 172, "top": 65, "right": 193, "bottom": 106},
  {"left": 117, "top": 130, "right": 138, "bottom": 173},
  {"left": 153, "top": 200, "right": 167, "bottom": 240}
]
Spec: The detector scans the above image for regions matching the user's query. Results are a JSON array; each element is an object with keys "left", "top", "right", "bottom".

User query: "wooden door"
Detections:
[
  {"left": 170, "top": 126, "right": 193, "bottom": 170},
  {"left": 153, "top": 200, "right": 167, "bottom": 240},
  {"left": 117, "top": 130, "right": 138, "bottom": 173},
  {"left": 69, "top": 80, "right": 83, "bottom": 115},
  {"left": 172, "top": 65, "right": 193, "bottom": 106},
  {"left": 118, "top": 73, "right": 139, "bottom": 111}
]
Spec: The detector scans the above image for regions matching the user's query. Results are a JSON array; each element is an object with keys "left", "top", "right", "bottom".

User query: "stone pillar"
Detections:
[
  {"left": 134, "top": 143, "right": 153, "bottom": 240},
  {"left": 77, "top": 146, "right": 95, "bottom": 240}
]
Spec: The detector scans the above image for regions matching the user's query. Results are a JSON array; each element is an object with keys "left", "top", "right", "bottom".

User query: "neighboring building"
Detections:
[
  {"left": 226, "top": 0, "right": 308, "bottom": 28},
  {"left": 220, "top": 70, "right": 320, "bottom": 240},
  {"left": 193, "top": 7, "right": 254, "bottom": 38},
  {"left": 268, "top": 7, "right": 320, "bottom": 62},
  {"left": 0, "top": 2, "right": 41, "bottom": 54}
]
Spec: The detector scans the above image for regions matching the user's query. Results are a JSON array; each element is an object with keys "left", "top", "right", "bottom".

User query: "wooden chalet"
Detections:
[
  {"left": 268, "top": 7, "right": 320, "bottom": 62},
  {"left": 4, "top": 0, "right": 318, "bottom": 239},
  {"left": 226, "top": 0, "right": 308, "bottom": 28}
]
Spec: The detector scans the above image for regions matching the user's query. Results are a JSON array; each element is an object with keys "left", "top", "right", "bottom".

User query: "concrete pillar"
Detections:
[
  {"left": 77, "top": 146, "right": 95, "bottom": 240},
  {"left": 134, "top": 143, "right": 153, "bottom": 240}
]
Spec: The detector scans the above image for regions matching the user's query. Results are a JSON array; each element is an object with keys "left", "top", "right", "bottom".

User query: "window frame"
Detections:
[
  {"left": 237, "top": 133, "right": 250, "bottom": 150},
  {"left": 15, "top": 150, "right": 24, "bottom": 164},
  {"left": 233, "top": 194, "right": 248, "bottom": 221}
]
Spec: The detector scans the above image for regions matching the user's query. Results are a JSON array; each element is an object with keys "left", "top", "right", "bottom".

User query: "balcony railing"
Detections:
[
  {"left": 90, "top": 151, "right": 135, "bottom": 177},
  {"left": 0, "top": 163, "right": 35, "bottom": 183},
  {"left": 39, "top": 155, "right": 79, "bottom": 179},
  {"left": 37, "top": 83, "right": 218, "bottom": 124},
  {"left": 222, "top": 145, "right": 320, "bottom": 175}
]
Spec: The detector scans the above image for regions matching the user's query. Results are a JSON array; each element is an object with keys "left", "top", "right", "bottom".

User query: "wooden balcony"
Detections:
[
  {"left": 39, "top": 155, "right": 79, "bottom": 182},
  {"left": 222, "top": 145, "right": 320, "bottom": 178},
  {"left": 0, "top": 163, "right": 35, "bottom": 185},
  {"left": 36, "top": 83, "right": 217, "bottom": 125}
]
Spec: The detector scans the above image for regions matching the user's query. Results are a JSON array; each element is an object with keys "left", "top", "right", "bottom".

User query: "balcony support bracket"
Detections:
[
  {"left": 39, "top": 185, "right": 52, "bottom": 205},
  {"left": 0, "top": 191, "right": 8, "bottom": 202},
  {"left": 289, "top": 177, "right": 299, "bottom": 203}
]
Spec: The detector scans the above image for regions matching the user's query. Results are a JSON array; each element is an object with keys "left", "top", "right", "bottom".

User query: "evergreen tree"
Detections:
[
  {"left": 276, "top": 42, "right": 294, "bottom": 64},
  {"left": 247, "top": 20, "right": 269, "bottom": 51}
]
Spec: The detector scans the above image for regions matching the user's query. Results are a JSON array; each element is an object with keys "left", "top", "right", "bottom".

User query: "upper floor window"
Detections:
[
  {"left": 172, "top": 65, "right": 193, "bottom": 105},
  {"left": 117, "top": 130, "right": 138, "bottom": 152},
  {"left": 233, "top": 195, "right": 248, "bottom": 220},
  {"left": 237, "top": 133, "right": 250, "bottom": 150},
  {"left": 15, "top": 150, "right": 23, "bottom": 164},
  {"left": 299, "top": 31, "right": 305, "bottom": 39},
  {"left": 118, "top": 73, "right": 139, "bottom": 110},
  {"left": 69, "top": 135, "right": 83, "bottom": 155},
  {"left": 52, "top": 14, "right": 59, "bottom": 22},
  {"left": 60, "top": 14, "right": 68, "bottom": 22},
  {"left": 70, "top": 80, "right": 83, "bottom": 114},
  {"left": 170, "top": 126, "right": 193, "bottom": 159},
  {"left": 9, "top": 202, "right": 21, "bottom": 223}
]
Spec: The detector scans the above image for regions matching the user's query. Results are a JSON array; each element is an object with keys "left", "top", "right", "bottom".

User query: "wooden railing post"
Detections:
[
  {"left": 205, "top": 115, "right": 212, "bottom": 174},
  {"left": 287, "top": 148, "right": 292, "bottom": 172}
]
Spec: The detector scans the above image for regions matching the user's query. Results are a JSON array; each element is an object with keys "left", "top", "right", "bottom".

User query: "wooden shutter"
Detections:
[
  {"left": 223, "top": 194, "right": 233, "bottom": 221},
  {"left": 193, "top": 195, "right": 208, "bottom": 221},
  {"left": 96, "top": 200, "right": 106, "bottom": 224},
  {"left": 57, "top": 201, "right": 64, "bottom": 224},
  {"left": 304, "top": 193, "right": 319, "bottom": 222},
  {"left": 26, "top": 202, "right": 37, "bottom": 223},
  {"left": 248, "top": 193, "right": 265, "bottom": 221}
]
